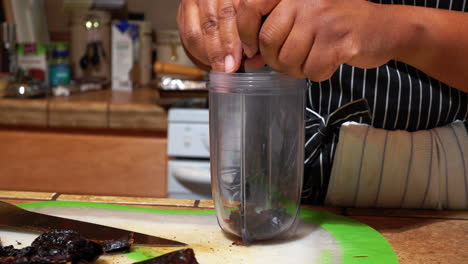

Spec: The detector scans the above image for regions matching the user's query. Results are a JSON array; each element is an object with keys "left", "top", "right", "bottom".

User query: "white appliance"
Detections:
[{"left": 167, "top": 108, "right": 211, "bottom": 199}]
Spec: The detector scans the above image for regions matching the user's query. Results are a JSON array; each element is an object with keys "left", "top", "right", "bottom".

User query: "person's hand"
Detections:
[
  {"left": 177, "top": 0, "right": 245, "bottom": 72},
  {"left": 237, "top": 0, "right": 403, "bottom": 80}
]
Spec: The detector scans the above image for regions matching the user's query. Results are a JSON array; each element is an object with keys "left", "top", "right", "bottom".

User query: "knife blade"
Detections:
[{"left": 0, "top": 201, "right": 186, "bottom": 247}]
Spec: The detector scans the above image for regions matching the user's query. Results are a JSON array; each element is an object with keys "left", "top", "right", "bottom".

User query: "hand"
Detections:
[
  {"left": 177, "top": 0, "right": 244, "bottom": 72},
  {"left": 237, "top": 0, "right": 402, "bottom": 80}
]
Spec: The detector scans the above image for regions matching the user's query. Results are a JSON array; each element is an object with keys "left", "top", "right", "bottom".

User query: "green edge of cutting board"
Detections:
[{"left": 18, "top": 201, "right": 398, "bottom": 264}]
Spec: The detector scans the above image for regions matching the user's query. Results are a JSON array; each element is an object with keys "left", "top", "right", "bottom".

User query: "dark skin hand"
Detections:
[
  {"left": 178, "top": 0, "right": 468, "bottom": 92},
  {"left": 177, "top": 0, "right": 264, "bottom": 71},
  {"left": 177, "top": 0, "right": 241, "bottom": 72},
  {"left": 238, "top": 0, "right": 396, "bottom": 79}
]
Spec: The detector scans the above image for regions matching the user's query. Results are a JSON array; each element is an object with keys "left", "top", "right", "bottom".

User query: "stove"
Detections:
[{"left": 167, "top": 108, "right": 211, "bottom": 199}]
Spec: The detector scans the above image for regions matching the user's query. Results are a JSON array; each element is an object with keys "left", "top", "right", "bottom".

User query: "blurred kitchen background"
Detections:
[{"left": 0, "top": 0, "right": 211, "bottom": 200}]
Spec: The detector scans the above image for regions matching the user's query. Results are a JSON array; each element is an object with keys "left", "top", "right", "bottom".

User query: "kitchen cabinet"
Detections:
[
  {"left": 0, "top": 129, "right": 168, "bottom": 197},
  {"left": 0, "top": 89, "right": 169, "bottom": 197}
]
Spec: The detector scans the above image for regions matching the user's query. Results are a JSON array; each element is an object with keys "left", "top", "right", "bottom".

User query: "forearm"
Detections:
[{"left": 390, "top": 5, "right": 468, "bottom": 92}]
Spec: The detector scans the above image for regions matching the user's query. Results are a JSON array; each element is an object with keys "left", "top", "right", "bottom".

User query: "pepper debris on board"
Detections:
[
  {"left": 0, "top": 230, "right": 198, "bottom": 264},
  {"left": 0, "top": 230, "right": 102, "bottom": 264}
]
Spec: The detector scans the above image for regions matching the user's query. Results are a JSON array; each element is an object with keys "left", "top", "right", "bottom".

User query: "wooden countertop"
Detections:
[
  {"left": 0, "top": 88, "right": 168, "bottom": 132},
  {"left": 0, "top": 190, "right": 466, "bottom": 264}
]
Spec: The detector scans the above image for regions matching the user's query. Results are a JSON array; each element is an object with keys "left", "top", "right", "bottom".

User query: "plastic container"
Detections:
[
  {"left": 209, "top": 71, "right": 306, "bottom": 244},
  {"left": 49, "top": 43, "right": 71, "bottom": 87}
]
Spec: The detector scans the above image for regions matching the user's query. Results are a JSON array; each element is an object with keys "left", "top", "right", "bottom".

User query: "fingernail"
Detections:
[
  {"left": 224, "top": 55, "right": 235, "bottom": 72},
  {"left": 242, "top": 43, "right": 255, "bottom": 58}
]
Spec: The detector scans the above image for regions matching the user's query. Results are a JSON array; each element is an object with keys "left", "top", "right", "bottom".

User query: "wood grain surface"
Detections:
[
  {"left": 0, "top": 130, "right": 168, "bottom": 197},
  {"left": 0, "top": 99, "right": 47, "bottom": 126},
  {"left": 109, "top": 103, "right": 167, "bottom": 131},
  {"left": 48, "top": 101, "right": 108, "bottom": 128},
  {"left": 0, "top": 88, "right": 167, "bottom": 132}
]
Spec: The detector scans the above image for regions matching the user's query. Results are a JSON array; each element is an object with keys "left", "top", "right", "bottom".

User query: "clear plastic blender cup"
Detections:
[{"left": 209, "top": 71, "right": 306, "bottom": 244}]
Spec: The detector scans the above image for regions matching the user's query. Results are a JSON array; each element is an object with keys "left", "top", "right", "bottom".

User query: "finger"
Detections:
[
  {"left": 302, "top": 39, "right": 342, "bottom": 82},
  {"left": 259, "top": 2, "right": 295, "bottom": 72},
  {"left": 237, "top": 0, "right": 280, "bottom": 58},
  {"left": 177, "top": 1, "right": 183, "bottom": 26},
  {"left": 245, "top": 54, "right": 265, "bottom": 69},
  {"left": 277, "top": 20, "right": 315, "bottom": 78},
  {"left": 199, "top": 0, "right": 225, "bottom": 71},
  {"left": 218, "top": 0, "right": 242, "bottom": 72},
  {"left": 181, "top": 0, "right": 209, "bottom": 65}
]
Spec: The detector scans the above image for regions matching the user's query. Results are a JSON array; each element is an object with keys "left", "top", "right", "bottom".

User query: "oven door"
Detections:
[{"left": 167, "top": 159, "right": 211, "bottom": 199}]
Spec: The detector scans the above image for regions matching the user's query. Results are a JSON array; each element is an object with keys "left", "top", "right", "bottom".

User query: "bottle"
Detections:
[
  {"left": 49, "top": 43, "right": 71, "bottom": 87},
  {"left": 1, "top": 23, "right": 16, "bottom": 74}
]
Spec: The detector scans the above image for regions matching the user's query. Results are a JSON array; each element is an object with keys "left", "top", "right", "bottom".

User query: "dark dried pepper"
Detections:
[
  {"left": 95, "top": 233, "right": 134, "bottom": 253},
  {"left": 134, "top": 249, "right": 198, "bottom": 264},
  {"left": 31, "top": 230, "right": 103, "bottom": 263}
]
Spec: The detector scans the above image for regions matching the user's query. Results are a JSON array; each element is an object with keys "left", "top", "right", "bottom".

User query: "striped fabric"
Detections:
[
  {"left": 327, "top": 121, "right": 467, "bottom": 209},
  {"left": 303, "top": 0, "right": 468, "bottom": 204}
]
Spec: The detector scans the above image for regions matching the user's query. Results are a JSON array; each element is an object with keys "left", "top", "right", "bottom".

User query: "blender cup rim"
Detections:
[
  {"left": 209, "top": 70, "right": 290, "bottom": 78},
  {"left": 208, "top": 71, "right": 306, "bottom": 93}
]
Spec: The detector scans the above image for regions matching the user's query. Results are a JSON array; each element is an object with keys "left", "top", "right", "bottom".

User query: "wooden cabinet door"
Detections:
[{"left": 0, "top": 130, "right": 167, "bottom": 197}]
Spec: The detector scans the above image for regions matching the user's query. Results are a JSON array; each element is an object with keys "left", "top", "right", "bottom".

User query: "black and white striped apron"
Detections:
[{"left": 303, "top": 0, "right": 468, "bottom": 205}]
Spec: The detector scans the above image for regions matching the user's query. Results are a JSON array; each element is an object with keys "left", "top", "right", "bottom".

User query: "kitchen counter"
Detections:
[
  {"left": 0, "top": 190, "right": 466, "bottom": 264},
  {"left": 0, "top": 89, "right": 170, "bottom": 197},
  {"left": 0, "top": 88, "right": 168, "bottom": 132}
]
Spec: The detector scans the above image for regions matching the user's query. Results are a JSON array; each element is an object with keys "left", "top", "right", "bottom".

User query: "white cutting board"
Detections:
[{"left": 0, "top": 201, "right": 398, "bottom": 264}]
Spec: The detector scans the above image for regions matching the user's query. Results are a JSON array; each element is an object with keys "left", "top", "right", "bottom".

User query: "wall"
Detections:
[
  {"left": 44, "top": 0, "right": 181, "bottom": 41},
  {"left": 127, "top": 0, "right": 180, "bottom": 31},
  {"left": 44, "top": 0, "right": 69, "bottom": 35}
]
